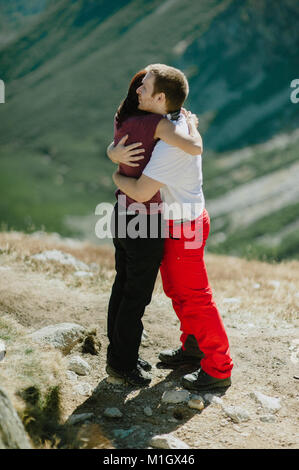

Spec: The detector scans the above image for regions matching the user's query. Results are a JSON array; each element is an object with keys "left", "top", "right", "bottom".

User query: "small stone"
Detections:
[
  {"left": 149, "top": 434, "right": 190, "bottom": 449},
  {"left": 113, "top": 428, "right": 134, "bottom": 439},
  {"left": 232, "top": 425, "right": 242, "bottom": 433},
  {"left": 104, "top": 407, "right": 123, "bottom": 418},
  {"left": 29, "top": 323, "right": 85, "bottom": 354},
  {"left": 188, "top": 398, "right": 204, "bottom": 411},
  {"left": 250, "top": 391, "right": 281, "bottom": 413},
  {"left": 0, "top": 340, "right": 6, "bottom": 362},
  {"left": 66, "top": 370, "right": 78, "bottom": 381},
  {"left": 67, "top": 413, "right": 94, "bottom": 426},
  {"left": 222, "top": 405, "right": 250, "bottom": 423},
  {"left": 73, "top": 382, "right": 92, "bottom": 396},
  {"left": 144, "top": 406, "right": 153, "bottom": 417},
  {"left": 142, "top": 330, "right": 148, "bottom": 340},
  {"left": 168, "top": 418, "right": 180, "bottom": 423},
  {"left": 162, "top": 390, "right": 190, "bottom": 404},
  {"left": 74, "top": 271, "right": 93, "bottom": 277},
  {"left": 268, "top": 280, "right": 280, "bottom": 288},
  {"left": 68, "top": 355, "right": 91, "bottom": 375},
  {"left": 223, "top": 298, "right": 240, "bottom": 304},
  {"left": 260, "top": 415, "right": 276, "bottom": 423},
  {"left": 31, "top": 249, "right": 89, "bottom": 271},
  {"left": 204, "top": 393, "right": 223, "bottom": 405}
]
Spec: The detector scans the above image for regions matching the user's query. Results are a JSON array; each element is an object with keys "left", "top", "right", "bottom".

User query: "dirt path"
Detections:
[{"left": 0, "top": 231, "right": 298, "bottom": 449}]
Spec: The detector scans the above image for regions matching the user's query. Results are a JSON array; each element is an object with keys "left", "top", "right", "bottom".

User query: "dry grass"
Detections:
[
  {"left": 0, "top": 314, "right": 65, "bottom": 413},
  {"left": 0, "top": 230, "right": 298, "bottom": 448}
]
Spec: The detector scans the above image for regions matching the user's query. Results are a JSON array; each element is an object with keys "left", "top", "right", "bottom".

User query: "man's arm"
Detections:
[
  {"left": 113, "top": 171, "right": 163, "bottom": 202},
  {"left": 106, "top": 135, "right": 145, "bottom": 167}
]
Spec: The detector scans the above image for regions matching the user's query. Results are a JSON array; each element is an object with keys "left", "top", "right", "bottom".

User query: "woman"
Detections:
[{"left": 106, "top": 68, "right": 201, "bottom": 387}]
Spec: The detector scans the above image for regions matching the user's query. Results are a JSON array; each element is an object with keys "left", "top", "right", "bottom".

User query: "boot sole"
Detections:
[{"left": 181, "top": 378, "right": 231, "bottom": 392}]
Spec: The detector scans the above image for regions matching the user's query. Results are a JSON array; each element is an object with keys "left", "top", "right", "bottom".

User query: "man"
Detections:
[
  {"left": 110, "top": 64, "right": 233, "bottom": 391},
  {"left": 106, "top": 64, "right": 202, "bottom": 387}
]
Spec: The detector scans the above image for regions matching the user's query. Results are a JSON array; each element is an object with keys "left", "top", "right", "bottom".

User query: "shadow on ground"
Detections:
[{"left": 63, "top": 363, "right": 229, "bottom": 449}]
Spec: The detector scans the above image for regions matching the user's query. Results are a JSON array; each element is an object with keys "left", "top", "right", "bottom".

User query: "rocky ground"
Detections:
[{"left": 0, "top": 231, "right": 298, "bottom": 449}]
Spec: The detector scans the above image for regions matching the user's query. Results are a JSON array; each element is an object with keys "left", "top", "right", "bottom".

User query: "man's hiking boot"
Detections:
[
  {"left": 106, "top": 363, "right": 151, "bottom": 387},
  {"left": 158, "top": 347, "right": 202, "bottom": 366},
  {"left": 137, "top": 357, "right": 152, "bottom": 371},
  {"left": 181, "top": 368, "right": 231, "bottom": 392}
]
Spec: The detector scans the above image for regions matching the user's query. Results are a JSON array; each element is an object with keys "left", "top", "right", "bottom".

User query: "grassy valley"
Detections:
[{"left": 0, "top": 0, "right": 298, "bottom": 260}]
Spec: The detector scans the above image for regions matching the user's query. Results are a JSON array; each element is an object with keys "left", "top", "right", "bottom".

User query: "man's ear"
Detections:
[{"left": 157, "top": 92, "right": 166, "bottom": 104}]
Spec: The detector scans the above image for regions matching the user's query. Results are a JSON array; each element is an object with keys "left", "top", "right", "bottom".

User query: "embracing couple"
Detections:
[{"left": 105, "top": 63, "right": 233, "bottom": 392}]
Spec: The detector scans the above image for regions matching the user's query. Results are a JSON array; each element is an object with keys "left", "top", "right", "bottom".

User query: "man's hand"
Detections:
[{"left": 107, "top": 135, "right": 145, "bottom": 167}]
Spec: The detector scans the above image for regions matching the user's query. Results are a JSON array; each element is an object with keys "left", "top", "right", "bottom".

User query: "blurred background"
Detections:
[{"left": 0, "top": 0, "right": 298, "bottom": 261}]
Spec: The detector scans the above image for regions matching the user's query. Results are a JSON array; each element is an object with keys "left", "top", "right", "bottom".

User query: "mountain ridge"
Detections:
[{"left": 0, "top": 0, "right": 298, "bottom": 260}]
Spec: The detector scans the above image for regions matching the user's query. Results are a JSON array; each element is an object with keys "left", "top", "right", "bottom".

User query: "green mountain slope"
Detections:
[
  {"left": 0, "top": 0, "right": 48, "bottom": 46},
  {"left": 0, "top": 0, "right": 298, "bottom": 260},
  {"left": 175, "top": 0, "right": 299, "bottom": 150},
  {"left": 0, "top": 0, "right": 231, "bottom": 145}
]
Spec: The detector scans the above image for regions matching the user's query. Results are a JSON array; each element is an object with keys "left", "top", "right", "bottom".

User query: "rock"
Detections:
[
  {"left": 268, "top": 280, "right": 280, "bottom": 288},
  {"left": 250, "top": 391, "right": 281, "bottom": 413},
  {"left": 260, "top": 415, "right": 276, "bottom": 423},
  {"left": 144, "top": 406, "right": 153, "bottom": 417},
  {"left": 67, "top": 413, "right": 94, "bottom": 426},
  {"left": 162, "top": 390, "right": 190, "bottom": 404},
  {"left": 222, "top": 405, "right": 250, "bottom": 423},
  {"left": 29, "top": 323, "right": 86, "bottom": 354},
  {"left": 149, "top": 434, "right": 190, "bottom": 449},
  {"left": 0, "top": 340, "right": 6, "bottom": 362},
  {"left": 188, "top": 398, "right": 204, "bottom": 411},
  {"left": 204, "top": 393, "right": 223, "bottom": 405},
  {"left": 73, "top": 383, "right": 92, "bottom": 396},
  {"left": 168, "top": 418, "right": 180, "bottom": 423},
  {"left": 0, "top": 387, "right": 31, "bottom": 449},
  {"left": 66, "top": 370, "right": 78, "bottom": 381},
  {"left": 68, "top": 356, "right": 91, "bottom": 375},
  {"left": 223, "top": 298, "right": 240, "bottom": 304},
  {"left": 113, "top": 429, "right": 134, "bottom": 439},
  {"left": 103, "top": 408, "right": 123, "bottom": 418},
  {"left": 141, "top": 330, "right": 148, "bottom": 340},
  {"left": 232, "top": 425, "right": 243, "bottom": 433},
  {"left": 31, "top": 249, "right": 90, "bottom": 271},
  {"left": 74, "top": 271, "right": 93, "bottom": 277}
]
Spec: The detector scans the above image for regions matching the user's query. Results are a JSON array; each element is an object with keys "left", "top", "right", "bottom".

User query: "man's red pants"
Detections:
[{"left": 160, "top": 209, "right": 233, "bottom": 379}]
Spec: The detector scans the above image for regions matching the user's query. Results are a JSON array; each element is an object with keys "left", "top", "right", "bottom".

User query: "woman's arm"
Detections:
[
  {"left": 106, "top": 135, "right": 145, "bottom": 167},
  {"left": 154, "top": 115, "right": 202, "bottom": 156}
]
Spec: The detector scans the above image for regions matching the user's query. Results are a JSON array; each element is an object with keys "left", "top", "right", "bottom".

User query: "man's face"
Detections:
[{"left": 136, "top": 72, "right": 162, "bottom": 113}]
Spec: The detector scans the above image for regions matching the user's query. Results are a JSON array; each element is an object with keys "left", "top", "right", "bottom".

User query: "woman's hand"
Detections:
[
  {"left": 107, "top": 135, "right": 145, "bottom": 167},
  {"left": 181, "top": 108, "right": 199, "bottom": 135}
]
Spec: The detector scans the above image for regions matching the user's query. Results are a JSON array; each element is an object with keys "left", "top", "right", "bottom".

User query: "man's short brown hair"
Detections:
[{"left": 146, "top": 63, "right": 189, "bottom": 112}]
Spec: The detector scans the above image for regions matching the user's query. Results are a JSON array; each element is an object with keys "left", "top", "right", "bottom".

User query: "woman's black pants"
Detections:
[{"left": 106, "top": 203, "right": 165, "bottom": 371}]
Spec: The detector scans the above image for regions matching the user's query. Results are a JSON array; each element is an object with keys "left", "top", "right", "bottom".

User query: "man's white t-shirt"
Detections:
[{"left": 142, "top": 114, "right": 205, "bottom": 220}]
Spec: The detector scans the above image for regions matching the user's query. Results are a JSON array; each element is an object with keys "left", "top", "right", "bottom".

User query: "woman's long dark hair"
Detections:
[{"left": 115, "top": 70, "right": 149, "bottom": 129}]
